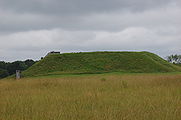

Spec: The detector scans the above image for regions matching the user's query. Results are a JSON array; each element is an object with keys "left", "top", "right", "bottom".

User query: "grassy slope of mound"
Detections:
[
  {"left": 175, "top": 64, "right": 181, "bottom": 67},
  {"left": 22, "top": 51, "right": 181, "bottom": 77}
]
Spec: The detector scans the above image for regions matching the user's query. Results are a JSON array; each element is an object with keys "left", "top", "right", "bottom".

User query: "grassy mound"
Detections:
[{"left": 22, "top": 51, "right": 181, "bottom": 77}]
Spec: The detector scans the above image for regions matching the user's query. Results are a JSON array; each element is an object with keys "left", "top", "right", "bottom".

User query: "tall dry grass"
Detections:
[{"left": 0, "top": 74, "right": 181, "bottom": 120}]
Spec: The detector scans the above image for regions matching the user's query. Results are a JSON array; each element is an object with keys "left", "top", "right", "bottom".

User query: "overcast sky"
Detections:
[{"left": 0, "top": 0, "right": 180, "bottom": 61}]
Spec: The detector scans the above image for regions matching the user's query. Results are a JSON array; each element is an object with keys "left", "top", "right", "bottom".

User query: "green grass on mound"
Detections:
[
  {"left": 22, "top": 51, "right": 181, "bottom": 77},
  {"left": 175, "top": 64, "right": 181, "bottom": 67}
]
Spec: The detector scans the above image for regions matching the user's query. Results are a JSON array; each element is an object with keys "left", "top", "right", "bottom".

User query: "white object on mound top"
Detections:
[
  {"left": 46, "top": 51, "right": 61, "bottom": 56},
  {"left": 16, "top": 70, "right": 21, "bottom": 79}
]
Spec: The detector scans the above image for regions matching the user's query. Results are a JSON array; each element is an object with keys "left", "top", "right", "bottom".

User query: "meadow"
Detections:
[{"left": 0, "top": 73, "right": 181, "bottom": 120}]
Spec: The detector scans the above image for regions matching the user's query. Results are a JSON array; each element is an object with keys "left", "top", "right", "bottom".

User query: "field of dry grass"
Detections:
[{"left": 0, "top": 73, "right": 181, "bottom": 120}]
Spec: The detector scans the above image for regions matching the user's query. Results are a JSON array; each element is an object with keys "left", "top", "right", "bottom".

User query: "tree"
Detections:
[
  {"left": 167, "top": 54, "right": 181, "bottom": 64},
  {"left": 24, "top": 59, "right": 36, "bottom": 68},
  {"left": 7, "top": 61, "right": 28, "bottom": 75},
  {"left": 0, "top": 61, "right": 7, "bottom": 69},
  {"left": 0, "top": 68, "right": 9, "bottom": 78},
  {"left": 0, "top": 59, "right": 37, "bottom": 79}
]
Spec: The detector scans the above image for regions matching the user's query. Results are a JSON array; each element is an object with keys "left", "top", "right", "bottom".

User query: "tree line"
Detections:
[
  {"left": 166, "top": 54, "right": 181, "bottom": 65},
  {"left": 0, "top": 59, "right": 37, "bottom": 79}
]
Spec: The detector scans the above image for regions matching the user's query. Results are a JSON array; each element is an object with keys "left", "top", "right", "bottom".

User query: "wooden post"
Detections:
[{"left": 16, "top": 70, "right": 21, "bottom": 79}]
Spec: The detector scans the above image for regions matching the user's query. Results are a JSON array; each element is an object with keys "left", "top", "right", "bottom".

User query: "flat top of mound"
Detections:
[{"left": 22, "top": 51, "right": 181, "bottom": 77}]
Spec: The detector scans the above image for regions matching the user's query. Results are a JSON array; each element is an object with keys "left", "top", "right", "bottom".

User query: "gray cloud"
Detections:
[
  {"left": 0, "top": 27, "right": 180, "bottom": 61},
  {"left": 0, "top": 0, "right": 180, "bottom": 61},
  {"left": 0, "top": 2, "right": 180, "bottom": 32},
  {"left": 0, "top": 0, "right": 175, "bottom": 15}
]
